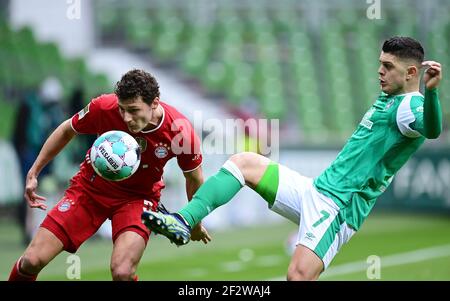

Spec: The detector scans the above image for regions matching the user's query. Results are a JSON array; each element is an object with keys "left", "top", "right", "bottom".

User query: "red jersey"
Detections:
[{"left": 70, "top": 94, "right": 202, "bottom": 207}]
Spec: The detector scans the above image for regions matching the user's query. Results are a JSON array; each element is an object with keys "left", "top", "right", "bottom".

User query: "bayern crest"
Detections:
[
  {"left": 58, "top": 199, "right": 72, "bottom": 212},
  {"left": 154, "top": 142, "right": 170, "bottom": 158}
]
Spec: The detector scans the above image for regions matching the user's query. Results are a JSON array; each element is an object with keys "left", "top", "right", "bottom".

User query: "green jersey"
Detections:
[{"left": 314, "top": 89, "right": 440, "bottom": 231}]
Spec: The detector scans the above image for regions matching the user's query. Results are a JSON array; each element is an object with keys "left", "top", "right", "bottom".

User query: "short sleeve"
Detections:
[
  {"left": 70, "top": 96, "right": 102, "bottom": 134},
  {"left": 171, "top": 118, "right": 203, "bottom": 172},
  {"left": 396, "top": 95, "right": 424, "bottom": 138}
]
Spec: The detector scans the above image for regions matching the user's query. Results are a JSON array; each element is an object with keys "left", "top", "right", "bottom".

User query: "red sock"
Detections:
[
  {"left": 133, "top": 275, "right": 139, "bottom": 281},
  {"left": 8, "top": 257, "right": 37, "bottom": 281}
]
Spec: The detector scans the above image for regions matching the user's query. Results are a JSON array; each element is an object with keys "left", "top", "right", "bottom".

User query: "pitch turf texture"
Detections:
[{"left": 1, "top": 212, "right": 450, "bottom": 281}]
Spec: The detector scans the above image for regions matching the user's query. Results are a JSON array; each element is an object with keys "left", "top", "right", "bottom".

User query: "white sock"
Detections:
[{"left": 222, "top": 160, "right": 245, "bottom": 187}]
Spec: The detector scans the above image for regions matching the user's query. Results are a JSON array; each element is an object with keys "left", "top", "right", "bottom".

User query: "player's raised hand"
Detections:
[
  {"left": 24, "top": 173, "right": 47, "bottom": 210},
  {"left": 191, "top": 222, "right": 212, "bottom": 244},
  {"left": 422, "top": 61, "right": 442, "bottom": 90}
]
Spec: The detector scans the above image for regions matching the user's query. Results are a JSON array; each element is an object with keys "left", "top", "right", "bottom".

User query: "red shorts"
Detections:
[{"left": 41, "top": 181, "right": 159, "bottom": 253}]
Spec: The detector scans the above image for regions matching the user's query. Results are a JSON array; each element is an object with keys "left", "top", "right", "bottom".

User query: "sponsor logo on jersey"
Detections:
[
  {"left": 305, "top": 232, "right": 316, "bottom": 240},
  {"left": 154, "top": 142, "right": 170, "bottom": 159},
  {"left": 58, "top": 199, "right": 72, "bottom": 212},
  {"left": 360, "top": 107, "right": 375, "bottom": 130}
]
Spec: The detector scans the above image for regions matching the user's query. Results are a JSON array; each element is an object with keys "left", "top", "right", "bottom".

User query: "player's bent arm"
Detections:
[
  {"left": 183, "top": 166, "right": 212, "bottom": 243},
  {"left": 184, "top": 166, "right": 204, "bottom": 201},
  {"left": 423, "top": 88, "right": 442, "bottom": 139},
  {"left": 27, "top": 119, "right": 77, "bottom": 178}
]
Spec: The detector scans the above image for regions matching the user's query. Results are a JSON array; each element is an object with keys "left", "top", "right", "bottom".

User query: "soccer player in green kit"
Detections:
[{"left": 142, "top": 36, "right": 443, "bottom": 280}]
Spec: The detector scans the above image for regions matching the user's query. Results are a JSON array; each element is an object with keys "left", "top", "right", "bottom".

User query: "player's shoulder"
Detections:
[
  {"left": 394, "top": 92, "right": 424, "bottom": 121},
  {"left": 396, "top": 91, "right": 423, "bottom": 109},
  {"left": 408, "top": 92, "right": 424, "bottom": 109},
  {"left": 91, "top": 93, "right": 119, "bottom": 110},
  {"left": 160, "top": 101, "right": 190, "bottom": 122}
]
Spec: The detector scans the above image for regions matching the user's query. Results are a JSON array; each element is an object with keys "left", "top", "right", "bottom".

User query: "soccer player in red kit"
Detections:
[{"left": 8, "top": 69, "right": 211, "bottom": 281}]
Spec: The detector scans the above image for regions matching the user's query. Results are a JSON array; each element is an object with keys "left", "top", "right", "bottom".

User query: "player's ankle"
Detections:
[{"left": 174, "top": 213, "right": 191, "bottom": 230}]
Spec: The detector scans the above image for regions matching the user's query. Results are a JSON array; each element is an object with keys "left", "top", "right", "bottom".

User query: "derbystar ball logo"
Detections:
[{"left": 99, "top": 145, "right": 119, "bottom": 169}]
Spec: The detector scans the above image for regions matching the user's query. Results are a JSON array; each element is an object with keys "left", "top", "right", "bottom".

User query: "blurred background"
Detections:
[{"left": 0, "top": 0, "right": 449, "bottom": 280}]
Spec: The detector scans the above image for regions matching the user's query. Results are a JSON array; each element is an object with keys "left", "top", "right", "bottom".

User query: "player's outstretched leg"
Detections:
[
  {"left": 141, "top": 211, "right": 191, "bottom": 246},
  {"left": 142, "top": 152, "right": 272, "bottom": 246}
]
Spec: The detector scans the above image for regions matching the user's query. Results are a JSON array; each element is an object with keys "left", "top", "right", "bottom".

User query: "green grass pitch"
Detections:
[{"left": 1, "top": 212, "right": 450, "bottom": 281}]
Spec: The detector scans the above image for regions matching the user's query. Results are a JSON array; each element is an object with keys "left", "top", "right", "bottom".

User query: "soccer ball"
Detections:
[{"left": 90, "top": 130, "right": 141, "bottom": 181}]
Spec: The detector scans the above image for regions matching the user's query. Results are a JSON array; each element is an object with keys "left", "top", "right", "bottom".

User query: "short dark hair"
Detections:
[
  {"left": 114, "top": 69, "right": 160, "bottom": 104},
  {"left": 382, "top": 36, "right": 424, "bottom": 64}
]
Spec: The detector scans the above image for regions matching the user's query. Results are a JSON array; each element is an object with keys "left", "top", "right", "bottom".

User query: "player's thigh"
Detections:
[
  {"left": 229, "top": 152, "right": 271, "bottom": 188},
  {"left": 269, "top": 164, "right": 312, "bottom": 224},
  {"left": 288, "top": 244, "right": 324, "bottom": 280},
  {"left": 296, "top": 186, "right": 355, "bottom": 271},
  {"left": 111, "top": 198, "right": 153, "bottom": 244},
  {"left": 109, "top": 199, "right": 156, "bottom": 279},
  {"left": 110, "top": 230, "right": 146, "bottom": 270},
  {"left": 22, "top": 227, "right": 64, "bottom": 270},
  {"left": 42, "top": 188, "right": 109, "bottom": 253}
]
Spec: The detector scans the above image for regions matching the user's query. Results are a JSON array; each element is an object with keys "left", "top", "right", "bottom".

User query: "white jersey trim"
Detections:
[
  {"left": 181, "top": 162, "right": 203, "bottom": 173},
  {"left": 140, "top": 104, "right": 165, "bottom": 133},
  {"left": 70, "top": 118, "right": 81, "bottom": 134}
]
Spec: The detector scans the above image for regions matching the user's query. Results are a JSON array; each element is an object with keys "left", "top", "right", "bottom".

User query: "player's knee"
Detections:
[
  {"left": 21, "top": 252, "right": 45, "bottom": 275},
  {"left": 229, "top": 152, "right": 263, "bottom": 174},
  {"left": 230, "top": 152, "right": 250, "bottom": 169},
  {"left": 111, "top": 262, "right": 136, "bottom": 281},
  {"left": 287, "top": 265, "right": 319, "bottom": 281},
  {"left": 229, "top": 152, "right": 270, "bottom": 187}
]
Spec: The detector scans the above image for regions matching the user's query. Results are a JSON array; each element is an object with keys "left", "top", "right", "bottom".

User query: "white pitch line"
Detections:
[
  {"left": 221, "top": 261, "right": 245, "bottom": 272},
  {"left": 267, "top": 243, "right": 450, "bottom": 281},
  {"left": 255, "top": 255, "right": 284, "bottom": 267}
]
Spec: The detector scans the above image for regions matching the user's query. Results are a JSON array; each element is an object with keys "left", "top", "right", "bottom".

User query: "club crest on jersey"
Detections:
[
  {"left": 154, "top": 142, "right": 170, "bottom": 159},
  {"left": 135, "top": 137, "right": 147, "bottom": 153},
  {"left": 58, "top": 199, "right": 73, "bottom": 212}
]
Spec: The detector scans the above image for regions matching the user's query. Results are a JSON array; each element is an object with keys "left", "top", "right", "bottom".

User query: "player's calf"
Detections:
[{"left": 20, "top": 252, "right": 46, "bottom": 275}]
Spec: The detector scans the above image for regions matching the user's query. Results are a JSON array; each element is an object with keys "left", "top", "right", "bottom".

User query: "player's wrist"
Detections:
[{"left": 26, "top": 169, "right": 39, "bottom": 179}]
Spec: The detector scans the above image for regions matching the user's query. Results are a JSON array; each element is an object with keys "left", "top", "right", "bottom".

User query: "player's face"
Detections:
[
  {"left": 118, "top": 96, "right": 158, "bottom": 133},
  {"left": 378, "top": 52, "right": 409, "bottom": 95}
]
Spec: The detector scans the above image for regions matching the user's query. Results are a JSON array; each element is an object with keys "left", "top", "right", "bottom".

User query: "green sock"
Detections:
[{"left": 179, "top": 163, "right": 244, "bottom": 227}]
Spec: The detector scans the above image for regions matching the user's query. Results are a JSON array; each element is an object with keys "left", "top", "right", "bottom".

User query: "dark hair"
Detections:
[
  {"left": 382, "top": 36, "right": 424, "bottom": 64},
  {"left": 114, "top": 69, "right": 160, "bottom": 104}
]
